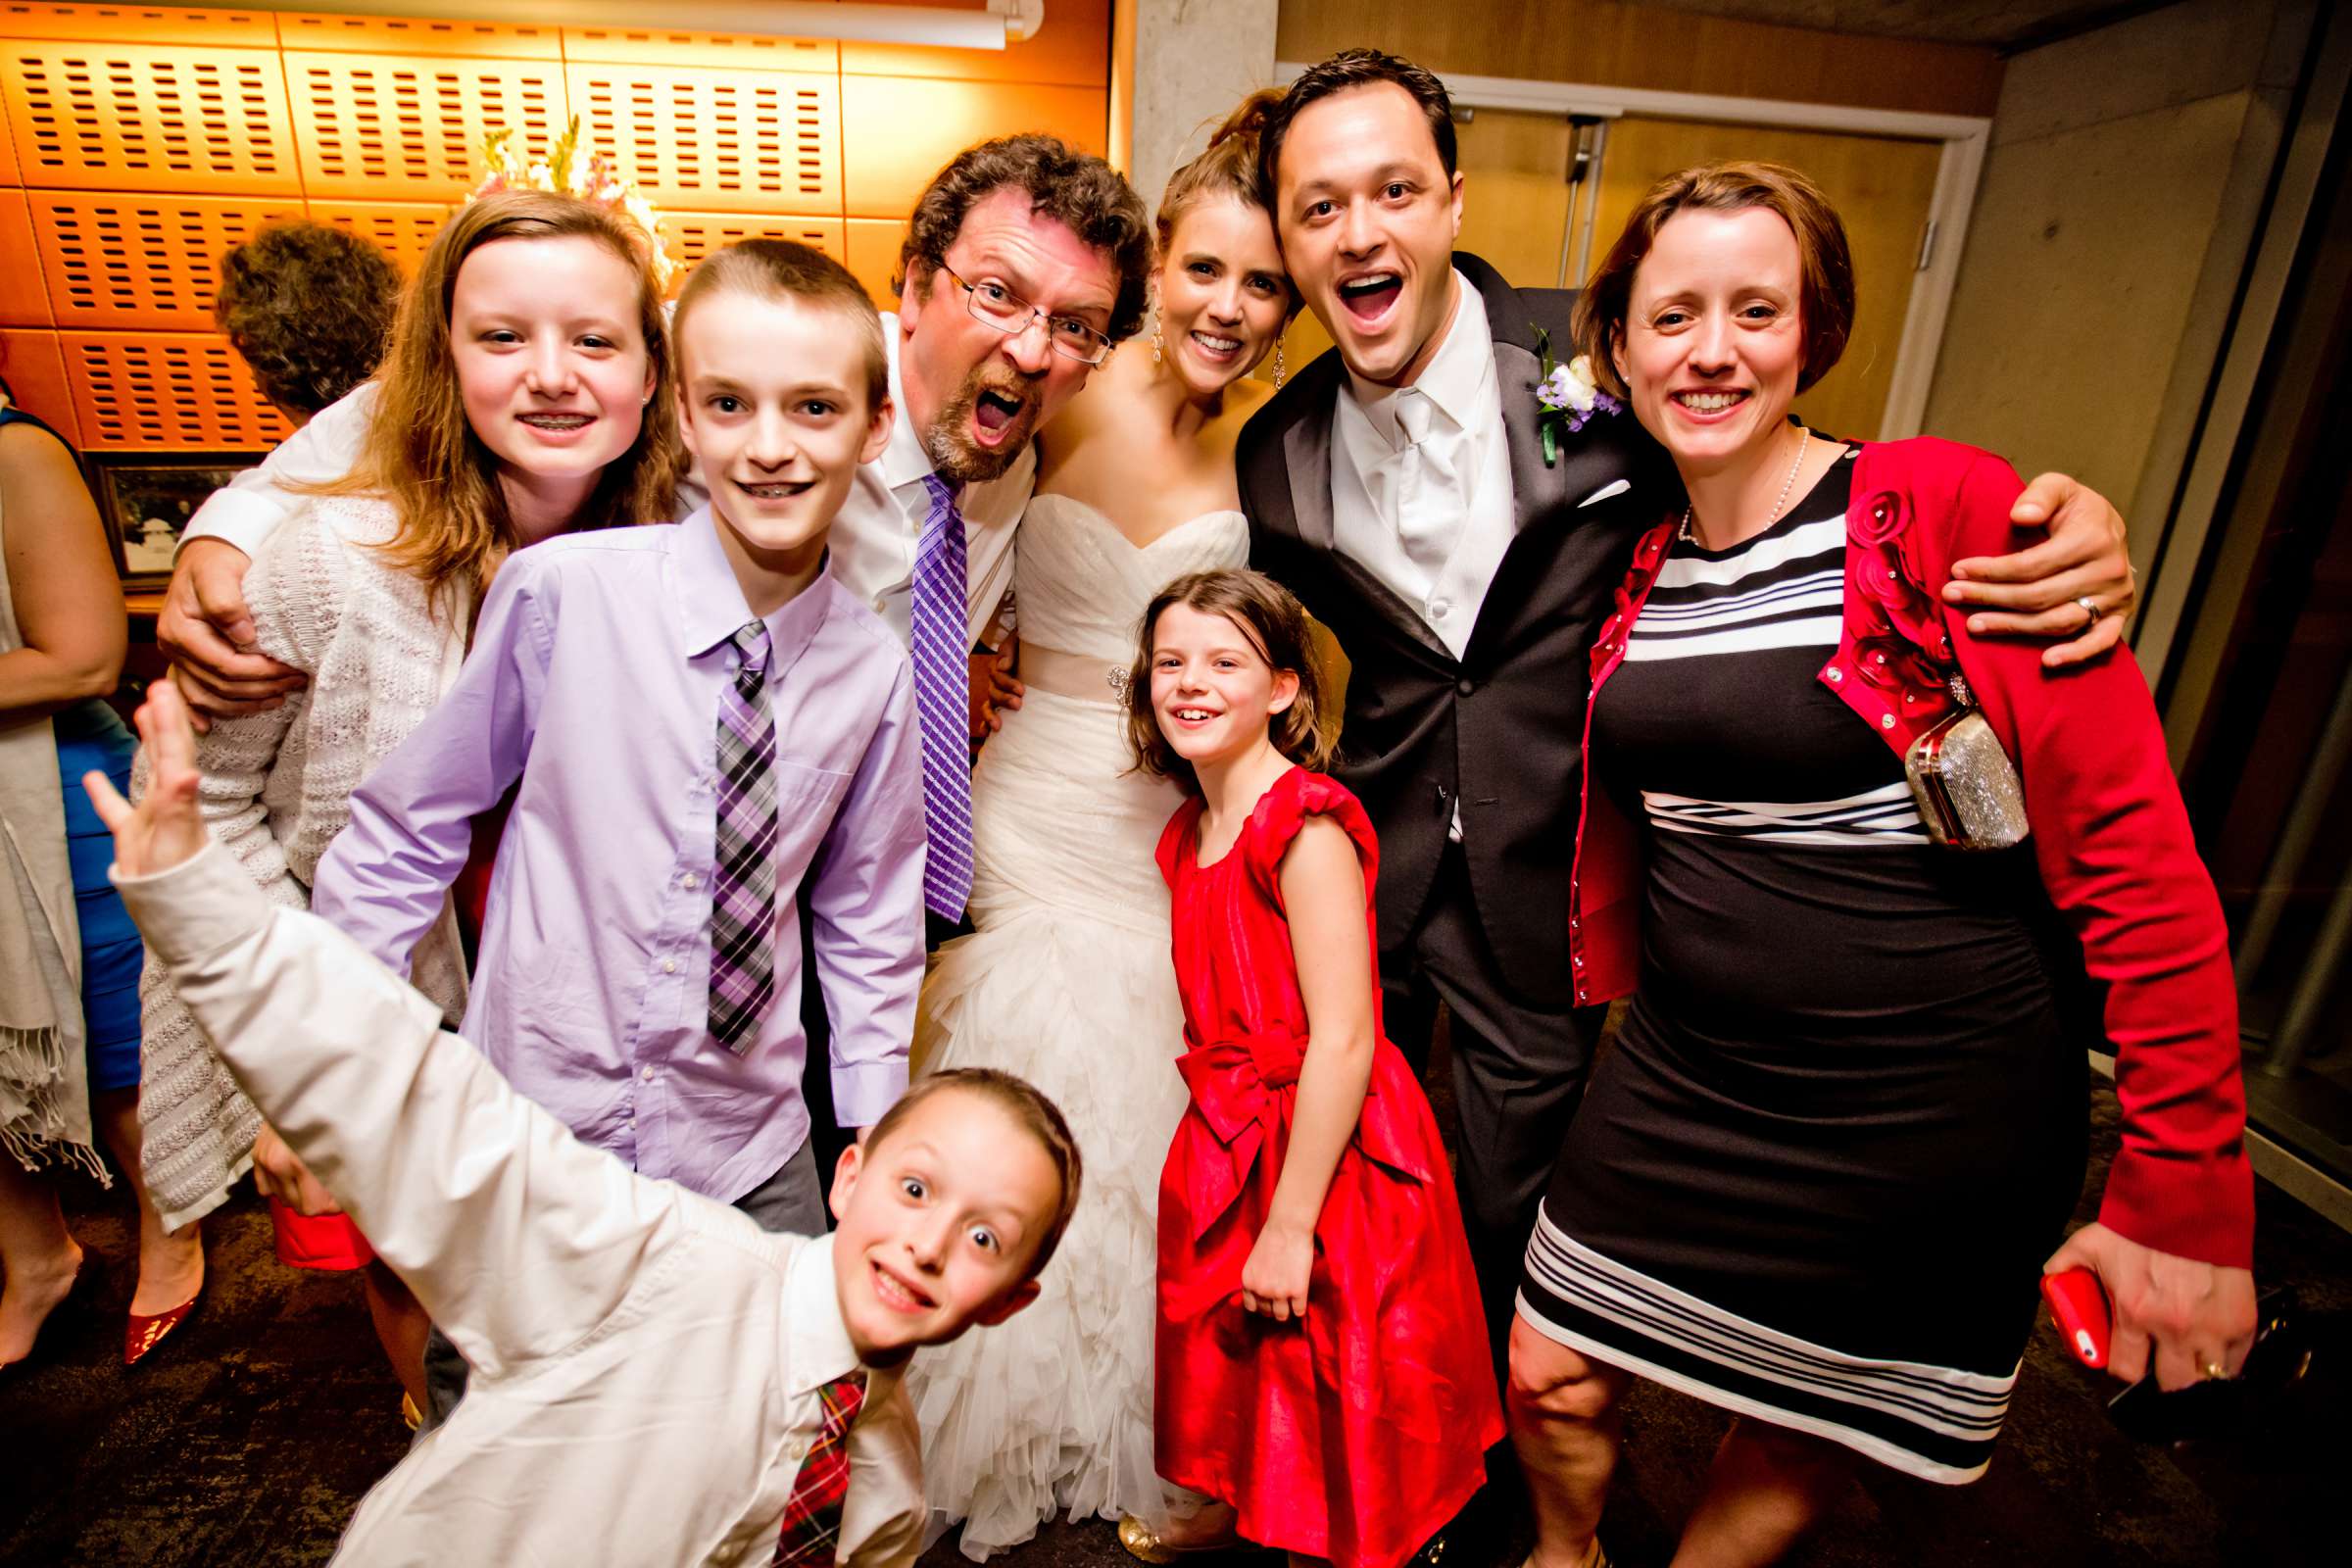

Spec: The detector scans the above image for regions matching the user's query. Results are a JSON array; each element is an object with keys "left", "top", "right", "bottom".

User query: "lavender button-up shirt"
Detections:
[{"left": 312, "top": 507, "right": 925, "bottom": 1204}]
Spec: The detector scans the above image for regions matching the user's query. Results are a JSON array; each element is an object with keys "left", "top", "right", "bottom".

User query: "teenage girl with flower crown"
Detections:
[
  {"left": 1124, "top": 567, "right": 1500, "bottom": 1568},
  {"left": 131, "top": 187, "right": 680, "bottom": 1397}
]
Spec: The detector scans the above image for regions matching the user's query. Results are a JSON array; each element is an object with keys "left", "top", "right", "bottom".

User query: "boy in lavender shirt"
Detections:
[{"left": 311, "top": 241, "right": 922, "bottom": 1421}]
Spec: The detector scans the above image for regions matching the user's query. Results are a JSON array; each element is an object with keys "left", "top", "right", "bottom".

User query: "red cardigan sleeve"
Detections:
[{"left": 1935, "top": 451, "right": 2253, "bottom": 1269}]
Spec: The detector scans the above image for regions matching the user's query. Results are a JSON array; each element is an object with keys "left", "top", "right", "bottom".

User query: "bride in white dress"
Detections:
[{"left": 908, "top": 95, "right": 1296, "bottom": 1559}]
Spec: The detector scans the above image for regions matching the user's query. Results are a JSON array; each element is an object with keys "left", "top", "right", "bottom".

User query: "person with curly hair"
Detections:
[{"left": 214, "top": 221, "right": 401, "bottom": 425}]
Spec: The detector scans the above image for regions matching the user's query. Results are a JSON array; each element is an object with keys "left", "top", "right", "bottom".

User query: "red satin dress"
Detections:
[{"left": 1153, "top": 767, "right": 1500, "bottom": 1568}]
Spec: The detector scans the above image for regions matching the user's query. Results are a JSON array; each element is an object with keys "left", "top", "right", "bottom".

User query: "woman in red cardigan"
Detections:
[{"left": 1506, "top": 162, "right": 2256, "bottom": 1568}]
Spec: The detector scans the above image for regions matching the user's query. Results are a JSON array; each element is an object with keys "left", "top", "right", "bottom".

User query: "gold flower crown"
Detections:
[{"left": 469, "top": 118, "right": 676, "bottom": 289}]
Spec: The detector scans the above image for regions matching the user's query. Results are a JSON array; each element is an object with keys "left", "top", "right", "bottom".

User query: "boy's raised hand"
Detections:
[{"left": 83, "top": 682, "right": 209, "bottom": 878}]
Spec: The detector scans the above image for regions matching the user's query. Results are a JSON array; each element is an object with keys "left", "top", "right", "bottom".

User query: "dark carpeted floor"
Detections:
[{"left": 3, "top": 1081, "right": 2346, "bottom": 1567}]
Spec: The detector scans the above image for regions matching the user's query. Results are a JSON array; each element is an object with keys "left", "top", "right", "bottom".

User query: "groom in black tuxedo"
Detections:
[{"left": 1237, "top": 49, "right": 2139, "bottom": 1350}]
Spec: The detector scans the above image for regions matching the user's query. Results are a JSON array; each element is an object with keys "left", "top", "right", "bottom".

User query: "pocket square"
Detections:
[{"left": 1578, "top": 478, "right": 1632, "bottom": 508}]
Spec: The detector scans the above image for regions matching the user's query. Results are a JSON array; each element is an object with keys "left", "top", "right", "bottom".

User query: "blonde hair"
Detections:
[
  {"left": 320, "top": 189, "right": 683, "bottom": 612},
  {"left": 1126, "top": 568, "right": 1337, "bottom": 795}
]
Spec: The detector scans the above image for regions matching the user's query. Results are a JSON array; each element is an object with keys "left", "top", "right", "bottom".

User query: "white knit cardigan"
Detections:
[{"left": 137, "top": 495, "right": 472, "bottom": 1231}]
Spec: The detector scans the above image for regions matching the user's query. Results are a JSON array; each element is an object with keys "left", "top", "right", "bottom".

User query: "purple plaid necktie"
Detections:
[
  {"left": 912, "top": 475, "right": 974, "bottom": 921},
  {"left": 710, "top": 620, "right": 779, "bottom": 1054}
]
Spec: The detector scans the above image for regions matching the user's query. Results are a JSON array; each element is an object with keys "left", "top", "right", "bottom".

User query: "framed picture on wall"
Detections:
[{"left": 90, "top": 454, "right": 262, "bottom": 591}]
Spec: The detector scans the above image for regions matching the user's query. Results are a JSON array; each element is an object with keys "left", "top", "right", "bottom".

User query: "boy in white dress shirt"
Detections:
[{"left": 85, "top": 683, "right": 1081, "bottom": 1568}]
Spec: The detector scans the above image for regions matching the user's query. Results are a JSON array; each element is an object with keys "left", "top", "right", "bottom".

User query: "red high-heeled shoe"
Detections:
[{"left": 123, "top": 1265, "right": 205, "bottom": 1369}]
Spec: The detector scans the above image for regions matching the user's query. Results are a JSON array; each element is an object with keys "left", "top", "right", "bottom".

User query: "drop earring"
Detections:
[
  {"left": 1152, "top": 326, "right": 1164, "bottom": 368},
  {"left": 1273, "top": 334, "right": 1287, "bottom": 388}
]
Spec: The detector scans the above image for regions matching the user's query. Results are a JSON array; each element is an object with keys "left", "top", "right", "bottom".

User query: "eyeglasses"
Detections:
[{"left": 936, "top": 263, "right": 1114, "bottom": 367}]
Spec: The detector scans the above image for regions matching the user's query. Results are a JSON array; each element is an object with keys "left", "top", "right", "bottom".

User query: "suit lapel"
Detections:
[{"left": 1281, "top": 390, "right": 1338, "bottom": 551}]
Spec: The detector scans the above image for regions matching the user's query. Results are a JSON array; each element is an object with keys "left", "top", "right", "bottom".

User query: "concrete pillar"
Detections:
[{"left": 1119, "top": 0, "right": 1281, "bottom": 214}]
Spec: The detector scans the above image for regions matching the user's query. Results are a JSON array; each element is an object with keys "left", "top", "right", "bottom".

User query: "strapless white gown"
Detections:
[{"left": 908, "top": 494, "right": 1248, "bottom": 1558}]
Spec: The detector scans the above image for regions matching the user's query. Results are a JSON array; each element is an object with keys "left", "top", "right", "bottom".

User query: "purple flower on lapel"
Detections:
[{"left": 1532, "top": 326, "right": 1620, "bottom": 467}]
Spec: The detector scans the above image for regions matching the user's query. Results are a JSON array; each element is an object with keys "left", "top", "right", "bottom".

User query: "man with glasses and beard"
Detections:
[{"left": 153, "top": 134, "right": 1152, "bottom": 1179}]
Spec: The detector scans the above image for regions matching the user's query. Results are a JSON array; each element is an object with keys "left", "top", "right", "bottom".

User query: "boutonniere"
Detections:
[{"left": 1533, "top": 326, "right": 1622, "bottom": 467}]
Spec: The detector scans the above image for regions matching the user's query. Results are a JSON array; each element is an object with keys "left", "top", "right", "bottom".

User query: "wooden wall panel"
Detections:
[
  {"left": 61, "top": 329, "right": 291, "bottom": 448},
  {"left": 567, "top": 62, "right": 840, "bottom": 217},
  {"left": 0, "top": 325, "right": 78, "bottom": 441},
  {"left": 1274, "top": 0, "right": 2003, "bottom": 120},
  {"left": 0, "top": 187, "right": 44, "bottom": 323},
  {"left": 286, "top": 51, "right": 567, "bottom": 201},
  {"left": 272, "top": 11, "right": 559, "bottom": 59},
  {"left": 841, "top": 78, "right": 1107, "bottom": 220},
  {"left": 3, "top": 42, "right": 300, "bottom": 194},
  {"left": 0, "top": 4, "right": 275, "bottom": 47},
  {"left": 845, "top": 217, "right": 911, "bottom": 310}
]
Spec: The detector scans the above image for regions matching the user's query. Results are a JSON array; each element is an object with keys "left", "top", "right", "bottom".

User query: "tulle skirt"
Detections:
[{"left": 908, "top": 687, "right": 1194, "bottom": 1558}]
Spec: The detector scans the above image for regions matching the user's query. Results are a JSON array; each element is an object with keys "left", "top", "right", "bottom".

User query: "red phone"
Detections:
[{"left": 2041, "top": 1267, "right": 2111, "bottom": 1369}]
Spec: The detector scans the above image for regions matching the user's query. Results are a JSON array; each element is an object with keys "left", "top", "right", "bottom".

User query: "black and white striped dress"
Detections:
[{"left": 1518, "top": 451, "right": 2093, "bottom": 1483}]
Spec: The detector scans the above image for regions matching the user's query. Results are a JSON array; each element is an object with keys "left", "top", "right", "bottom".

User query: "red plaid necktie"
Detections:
[{"left": 774, "top": 1370, "right": 868, "bottom": 1566}]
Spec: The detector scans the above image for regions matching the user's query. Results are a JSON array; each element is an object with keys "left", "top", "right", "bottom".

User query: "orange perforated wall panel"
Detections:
[
  {"left": 0, "top": 187, "right": 44, "bottom": 322},
  {"left": 0, "top": 2, "right": 1109, "bottom": 450},
  {"left": 61, "top": 329, "right": 292, "bottom": 446},
  {"left": 0, "top": 6, "right": 277, "bottom": 48},
  {"left": 662, "top": 211, "right": 846, "bottom": 270},
  {"left": 0, "top": 325, "right": 77, "bottom": 442},
  {"left": 307, "top": 198, "right": 453, "bottom": 274},
  {"left": 31, "top": 191, "right": 307, "bottom": 328},
  {"left": 288, "top": 51, "right": 567, "bottom": 201},
  {"left": 271, "top": 11, "right": 558, "bottom": 60},
  {"left": 844, "top": 218, "right": 912, "bottom": 312},
  {"left": 566, "top": 61, "right": 841, "bottom": 217},
  {"left": 4, "top": 42, "right": 301, "bottom": 195},
  {"left": 840, "top": 76, "right": 1108, "bottom": 220}
]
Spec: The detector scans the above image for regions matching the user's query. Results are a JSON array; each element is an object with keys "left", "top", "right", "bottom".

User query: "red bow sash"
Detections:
[{"left": 1173, "top": 1027, "right": 1435, "bottom": 1239}]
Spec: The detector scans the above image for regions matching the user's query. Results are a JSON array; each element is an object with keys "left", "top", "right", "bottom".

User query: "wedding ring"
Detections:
[
  {"left": 2075, "top": 595, "right": 2104, "bottom": 629},
  {"left": 2200, "top": 1359, "right": 2229, "bottom": 1381}
]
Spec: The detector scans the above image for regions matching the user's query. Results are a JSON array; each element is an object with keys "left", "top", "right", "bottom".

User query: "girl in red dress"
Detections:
[{"left": 1121, "top": 568, "right": 1500, "bottom": 1568}]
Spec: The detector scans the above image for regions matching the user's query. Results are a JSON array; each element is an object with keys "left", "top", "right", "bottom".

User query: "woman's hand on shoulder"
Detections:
[{"left": 2043, "top": 1221, "right": 2257, "bottom": 1390}]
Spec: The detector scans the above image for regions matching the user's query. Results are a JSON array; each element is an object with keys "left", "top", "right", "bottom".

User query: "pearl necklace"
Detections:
[{"left": 1681, "top": 427, "right": 1811, "bottom": 546}]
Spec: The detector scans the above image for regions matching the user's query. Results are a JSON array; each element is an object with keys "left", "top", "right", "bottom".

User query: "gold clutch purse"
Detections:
[{"left": 1903, "top": 675, "right": 2030, "bottom": 850}]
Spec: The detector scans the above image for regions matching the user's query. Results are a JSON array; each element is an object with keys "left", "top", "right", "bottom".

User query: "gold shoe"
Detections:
[
  {"left": 1119, "top": 1515, "right": 1179, "bottom": 1565},
  {"left": 401, "top": 1392, "right": 423, "bottom": 1431}
]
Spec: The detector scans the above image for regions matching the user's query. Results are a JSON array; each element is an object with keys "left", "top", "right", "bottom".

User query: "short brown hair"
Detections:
[
  {"left": 215, "top": 220, "right": 401, "bottom": 416},
  {"left": 1126, "top": 567, "right": 1337, "bottom": 795},
  {"left": 1574, "top": 160, "right": 1855, "bottom": 398},
  {"left": 894, "top": 133, "right": 1152, "bottom": 343},
  {"left": 321, "top": 190, "right": 682, "bottom": 612},
  {"left": 1260, "top": 49, "right": 1457, "bottom": 205},
  {"left": 865, "top": 1068, "right": 1083, "bottom": 1279},
  {"left": 672, "top": 238, "right": 889, "bottom": 413}
]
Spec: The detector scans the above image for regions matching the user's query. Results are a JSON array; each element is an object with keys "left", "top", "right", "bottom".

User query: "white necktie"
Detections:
[{"left": 1387, "top": 387, "right": 1464, "bottom": 578}]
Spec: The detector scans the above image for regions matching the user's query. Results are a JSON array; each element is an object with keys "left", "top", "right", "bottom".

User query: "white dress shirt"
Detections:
[
  {"left": 119, "top": 842, "right": 924, "bottom": 1568},
  {"left": 1330, "top": 271, "right": 1516, "bottom": 662},
  {"left": 185, "top": 315, "right": 1031, "bottom": 654}
]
